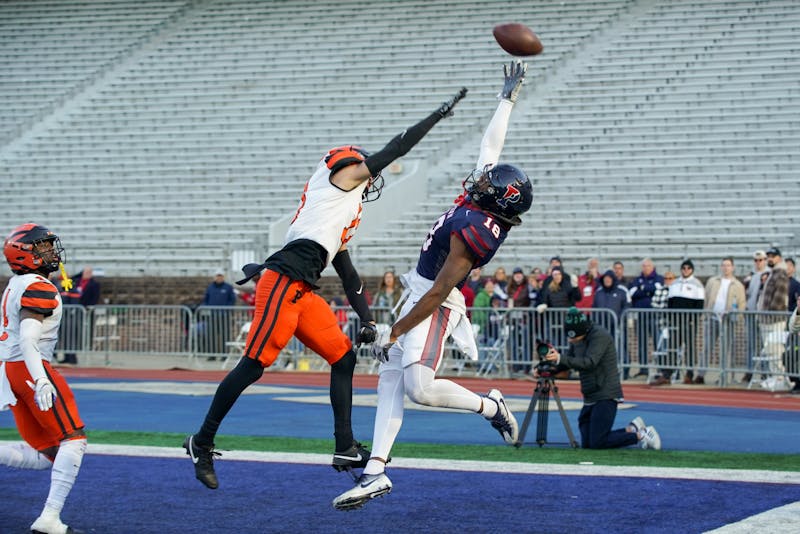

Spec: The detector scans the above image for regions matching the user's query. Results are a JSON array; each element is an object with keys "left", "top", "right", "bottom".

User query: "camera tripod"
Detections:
[{"left": 514, "top": 375, "right": 579, "bottom": 448}]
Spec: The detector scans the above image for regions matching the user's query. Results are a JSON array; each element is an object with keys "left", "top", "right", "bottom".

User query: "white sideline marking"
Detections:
[
  {"left": 703, "top": 501, "right": 800, "bottom": 533},
  {"left": 70, "top": 382, "right": 317, "bottom": 396},
  {"left": 71, "top": 442, "right": 799, "bottom": 485},
  {"left": 68, "top": 381, "right": 595, "bottom": 411}
]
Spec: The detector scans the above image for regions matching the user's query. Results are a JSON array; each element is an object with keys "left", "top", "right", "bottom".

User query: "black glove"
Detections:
[
  {"left": 356, "top": 322, "right": 377, "bottom": 346},
  {"left": 499, "top": 60, "right": 527, "bottom": 103},
  {"left": 436, "top": 87, "right": 468, "bottom": 118}
]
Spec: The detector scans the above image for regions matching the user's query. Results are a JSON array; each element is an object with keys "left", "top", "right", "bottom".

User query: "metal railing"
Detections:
[{"left": 54, "top": 304, "right": 798, "bottom": 389}]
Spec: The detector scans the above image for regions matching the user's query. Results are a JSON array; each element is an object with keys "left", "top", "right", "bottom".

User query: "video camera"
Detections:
[{"left": 535, "top": 339, "right": 558, "bottom": 378}]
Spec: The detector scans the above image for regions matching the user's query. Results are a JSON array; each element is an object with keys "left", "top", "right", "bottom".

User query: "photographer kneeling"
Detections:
[{"left": 539, "top": 307, "right": 662, "bottom": 450}]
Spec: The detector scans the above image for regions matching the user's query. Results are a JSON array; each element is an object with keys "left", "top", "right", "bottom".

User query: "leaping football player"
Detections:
[
  {"left": 184, "top": 87, "right": 468, "bottom": 489},
  {"left": 0, "top": 223, "right": 87, "bottom": 534},
  {"left": 333, "top": 61, "right": 532, "bottom": 510}
]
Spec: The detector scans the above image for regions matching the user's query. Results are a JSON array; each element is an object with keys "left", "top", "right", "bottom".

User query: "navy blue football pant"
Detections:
[{"left": 578, "top": 399, "right": 638, "bottom": 449}]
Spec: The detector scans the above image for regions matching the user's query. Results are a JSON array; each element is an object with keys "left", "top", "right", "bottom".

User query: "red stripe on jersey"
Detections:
[
  {"left": 1, "top": 289, "right": 10, "bottom": 327},
  {"left": 420, "top": 307, "right": 450, "bottom": 369},
  {"left": 460, "top": 227, "right": 488, "bottom": 258}
]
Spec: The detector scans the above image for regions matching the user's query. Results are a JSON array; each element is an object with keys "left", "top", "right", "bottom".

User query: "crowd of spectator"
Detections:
[{"left": 419, "top": 251, "right": 797, "bottom": 387}]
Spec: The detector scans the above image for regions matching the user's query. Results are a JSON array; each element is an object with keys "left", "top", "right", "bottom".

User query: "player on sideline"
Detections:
[
  {"left": 333, "top": 61, "right": 531, "bottom": 511},
  {"left": 184, "top": 87, "right": 468, "bottom": 489},
  {"left": 0, "top": 223, "right": 87, "bottom": 534}
]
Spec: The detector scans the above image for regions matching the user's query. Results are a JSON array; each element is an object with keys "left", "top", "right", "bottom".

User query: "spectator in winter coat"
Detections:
[
  {"left": 576, "top": 258, "right": 600, "bottom": 310},
  {"left": 666, "top": 259, "right": 705, "bottom": 383},
  {"left": 539, "top": 267, "right": 580, "bottom": 309},
  {"left": 696, "top": 257, "right": 746, "bottom": 384},
  {"left": 756, "top": 248, "right": 793, "bottom": 391},
  {"left": 627, "top": 258, "right": 665, "bottom": 376},
  {"left": 506, "top": 267, "right": 531, "bottom": 308},
  {"left": 593, "top": 270, "right": 629, "bottom": 328},
  {"left": 472, "top": 280, "right": 496, "bottom": 343}
]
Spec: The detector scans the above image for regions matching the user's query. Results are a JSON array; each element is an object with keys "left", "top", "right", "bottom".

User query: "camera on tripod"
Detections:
[
  {"left": 535, "top": 339, "right": 558, "bottom": 378},
  {"left": 515, "top": 339, "right": 579, "bottom": 448}
]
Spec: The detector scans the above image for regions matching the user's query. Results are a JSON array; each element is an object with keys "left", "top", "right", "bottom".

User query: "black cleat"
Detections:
[
  {"left": 183, "top": 434, "right": 220, "bottom": 489},
  {"left": 332, "top": 441, "right": 370, "bottom": 473}
]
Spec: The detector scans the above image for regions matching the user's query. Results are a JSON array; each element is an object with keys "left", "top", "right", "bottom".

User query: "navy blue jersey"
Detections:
[{"left": 416, "top": 204, "right": 508, "bottom": 285}]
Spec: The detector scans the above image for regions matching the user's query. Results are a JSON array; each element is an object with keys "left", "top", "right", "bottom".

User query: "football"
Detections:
[{"left": 492, "top": 23, "right": 543, "bottom": 56}]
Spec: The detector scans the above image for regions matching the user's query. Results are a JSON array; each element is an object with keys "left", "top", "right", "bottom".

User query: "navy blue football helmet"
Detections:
[{"left": 463, "top": 163, "right": 532, "bottom": 225}]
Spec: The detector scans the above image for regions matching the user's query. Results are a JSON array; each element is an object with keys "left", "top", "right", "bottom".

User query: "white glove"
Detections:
[
  {"left": 536, "top": 303, "right": 548, "bottom": 314},
  {"left": 26, "top": 378, "right": 56, "bottom": 411}
]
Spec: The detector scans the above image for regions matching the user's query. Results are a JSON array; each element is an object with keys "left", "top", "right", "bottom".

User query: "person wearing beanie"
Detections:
[{"left": 538, "top": 307, "right": 661, "bottom": 450}]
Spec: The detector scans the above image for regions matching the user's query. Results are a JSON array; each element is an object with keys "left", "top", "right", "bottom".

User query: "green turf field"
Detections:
[{"left": 2, "top": 428, "right": 797, "bottom": 472}]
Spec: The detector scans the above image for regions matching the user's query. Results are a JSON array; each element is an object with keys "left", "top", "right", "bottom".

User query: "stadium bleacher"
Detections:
[{"left": 1, "top": 0, "right": 798, "bottom": 281}]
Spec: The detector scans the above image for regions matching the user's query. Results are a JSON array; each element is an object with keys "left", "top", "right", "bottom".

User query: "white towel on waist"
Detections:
[{"left": 0, "top": 362, "right": 18, "bottom": 411}]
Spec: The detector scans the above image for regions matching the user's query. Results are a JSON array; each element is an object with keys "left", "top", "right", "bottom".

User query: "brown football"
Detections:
[{"left": 492, "top": 23, "right": 543, "bottom": 56}]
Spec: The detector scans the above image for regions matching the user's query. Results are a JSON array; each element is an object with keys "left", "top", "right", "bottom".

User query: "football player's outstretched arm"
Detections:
[
  {"left": 389, "top": 235, "right": 475, "bottom": 342},
  {"left": 476, "top": 60, "right": 527, "bottom": 171},
  {"left": 332, "top": 88, "right": 468, "bottom": 191}
]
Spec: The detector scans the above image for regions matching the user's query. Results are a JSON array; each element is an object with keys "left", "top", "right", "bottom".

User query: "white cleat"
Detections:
[
  {"left": 629, "top": 416, "right": 646, "bottom": 434},
  {"left": 487, "top": 389, "right": 518, "bottom": 445},
  {"left": 31, "top": 514, "right": 79, "bottom": 534},
  {"left": 333, "top": 472, "right": 393, "bottom": 511},
  {"left": 640, "top": 425, "right": 662, "bottom": 450}
]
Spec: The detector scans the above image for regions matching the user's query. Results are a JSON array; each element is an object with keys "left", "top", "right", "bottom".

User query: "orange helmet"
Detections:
[
  {"left": 3, "top": 223, "right": 65, "bottom": 274},
  {"left": 324, "top": 145, "right": 384, "bottom": 202}
]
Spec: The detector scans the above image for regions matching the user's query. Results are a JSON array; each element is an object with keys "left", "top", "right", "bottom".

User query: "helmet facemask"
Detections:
[
  {"left": 362, "top": 172, "right": 385, "bottom": 203},
  {"left": 31, "top": 236, "right": 65, "bottom": 273}
]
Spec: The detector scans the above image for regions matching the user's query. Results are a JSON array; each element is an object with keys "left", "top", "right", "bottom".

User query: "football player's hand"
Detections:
[
  {"left": 356, "top": 322, "right": 377, "bottom": 347},
  {"left": 499, "top": 60, "right": 527, "bottom": 103},
  {"left": 26, "top": 378, "right": 56, "bottom": 411},
  {"left": 371, "top": 342, "right": 393, "bottom": 364},
  {"left": 436, "top": 87, "right": 468, "bottom": 118}
]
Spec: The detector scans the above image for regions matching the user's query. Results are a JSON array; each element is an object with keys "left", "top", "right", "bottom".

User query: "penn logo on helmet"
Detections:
[{"left": 496, "top": 184, "right": 521, "bottom": 208}]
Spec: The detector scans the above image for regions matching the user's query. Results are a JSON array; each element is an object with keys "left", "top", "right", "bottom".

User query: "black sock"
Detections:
[
  {"left": 196, "top": 357, "right": 264, "bottom": 447},
  {"left": 330, "top": 350, "right": 356, "bottom": 451}
]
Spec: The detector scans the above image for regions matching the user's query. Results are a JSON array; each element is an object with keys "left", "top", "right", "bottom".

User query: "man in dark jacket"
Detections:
[
  {"left": 202, "top": 269, "right": 236, "bottom": 357},
  {"left": 593, "top": 270, "right": 629, "bottom": 328},
  {"left": 628, "top": 258, "right": 665, "bottom": 377},
  {"left": 541, "top": 307, "right": 661, "bottom": 450},
  {"left": 59, "top": 266, "right": 101, "bottom": 365}
]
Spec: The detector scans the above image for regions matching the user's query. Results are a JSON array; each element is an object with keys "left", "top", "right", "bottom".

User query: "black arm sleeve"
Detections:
[
  {"left": 364, "top": 111, "right": 441, "bottom": 176},
  {"left": 331, "top": 249, "right": 373, "bottom": 323}
]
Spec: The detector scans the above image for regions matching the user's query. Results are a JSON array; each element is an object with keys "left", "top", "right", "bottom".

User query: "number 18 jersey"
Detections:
[{"left": 416, "top": 203, "right": 508, "bottom": 285}]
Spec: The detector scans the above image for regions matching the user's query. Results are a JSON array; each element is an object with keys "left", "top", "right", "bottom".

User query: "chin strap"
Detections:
[{"left": 58, "top": 263, "right": 73, "bottom": 291}]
